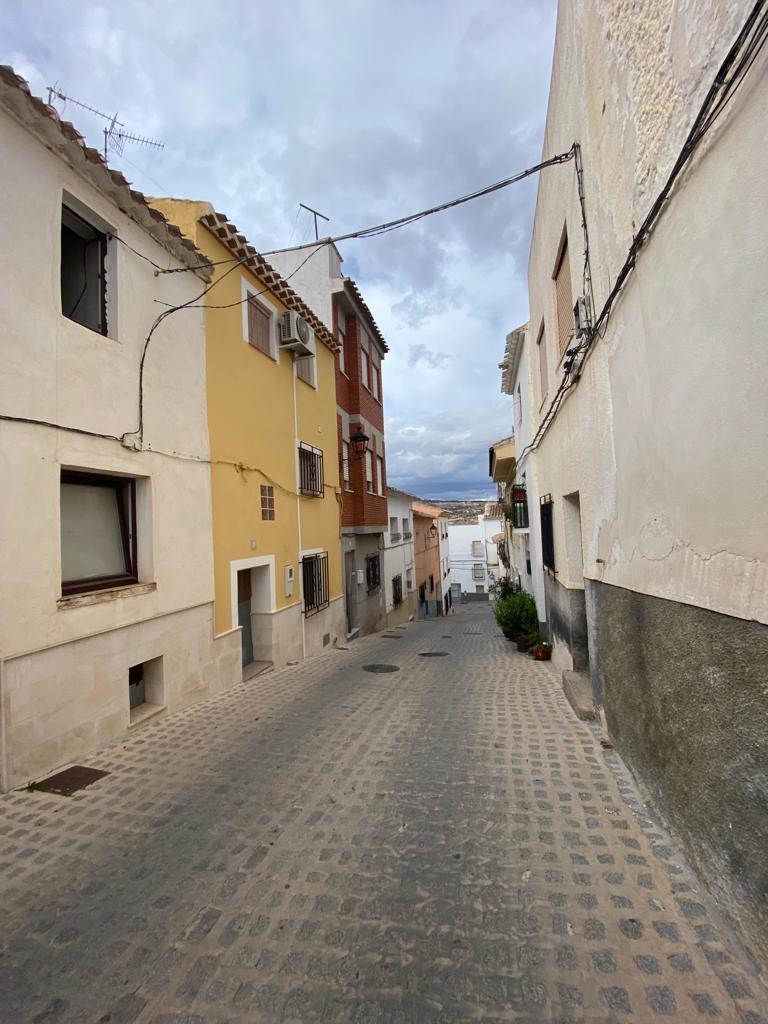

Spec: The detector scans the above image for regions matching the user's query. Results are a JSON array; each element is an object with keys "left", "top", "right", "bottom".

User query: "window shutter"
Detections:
[{"left": 248, "top": 296, "right": 272, "bottom": 356}]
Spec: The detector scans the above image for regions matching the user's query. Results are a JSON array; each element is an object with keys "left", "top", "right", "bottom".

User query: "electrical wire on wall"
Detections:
[{"left": 515, "top": 0, "right": 768, "bottom": 465}]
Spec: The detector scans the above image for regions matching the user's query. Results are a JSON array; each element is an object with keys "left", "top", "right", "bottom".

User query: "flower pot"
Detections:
[{"left": 532, "top": 646, "right": 552, "bottom": 661}]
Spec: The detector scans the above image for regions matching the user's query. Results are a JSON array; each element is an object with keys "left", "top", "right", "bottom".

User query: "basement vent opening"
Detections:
[
  {"left": 363, "top": 664, "right": 400, "bottom": 674},
  {"left": 29, "top": 765, "right": 109, "bottom": 797}
]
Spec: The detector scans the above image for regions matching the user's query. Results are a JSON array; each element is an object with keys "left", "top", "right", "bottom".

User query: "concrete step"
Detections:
[{"left": 562, "top": 670, "right": 597, "bottom": 721}]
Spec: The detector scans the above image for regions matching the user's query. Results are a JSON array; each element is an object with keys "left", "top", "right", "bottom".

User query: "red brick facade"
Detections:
[{"left": 334, "top": 293, "right": 387, "bottom": 529}]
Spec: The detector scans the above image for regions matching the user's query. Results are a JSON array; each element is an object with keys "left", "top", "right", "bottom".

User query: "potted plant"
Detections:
[{"left": 531, "top": 640, "right": 552, "bottom": 661}]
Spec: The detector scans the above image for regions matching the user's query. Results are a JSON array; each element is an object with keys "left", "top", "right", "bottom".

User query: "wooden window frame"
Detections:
[
  {"left": 260, "top": 484, "right": 275, "bottom": 521},
  {"left": 61, "top": 205, "right": 109, "bottom": 336},
  {"left": 60, "top": 470, "right": 137, "bottom": 595}
]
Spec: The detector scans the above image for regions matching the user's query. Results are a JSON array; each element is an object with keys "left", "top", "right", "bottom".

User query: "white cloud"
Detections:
[{"left": 0, "top": 0, "right": 556, "bottom": 495}]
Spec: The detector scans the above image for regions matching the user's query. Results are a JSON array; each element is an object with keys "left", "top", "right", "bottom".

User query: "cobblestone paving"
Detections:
[{"left": 1, "top": 603, "right": 766, "bottom": 1023}]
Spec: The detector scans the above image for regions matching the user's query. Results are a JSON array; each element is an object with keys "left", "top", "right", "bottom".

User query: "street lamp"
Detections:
[
  {"left": 350, "top": 427, "right": 370, "bottom": 459},
  {"left": 429, "top": 523, "right": 438, "bottom": 539}
]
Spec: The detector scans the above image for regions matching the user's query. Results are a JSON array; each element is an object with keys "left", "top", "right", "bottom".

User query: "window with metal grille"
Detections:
[
  {"left": 260, "top": 485, "right": 275, "bottom": 520},
  {"left": 540, "top": 494, "right": 556, "bottom": 572},
  {"left": 472, "top": 563, "right": 484, "bottom": 580},
  {"left": 302, "top": 552, "right": 329, "bottom": 616},
  {"left": 389, "top": 516, "right": 401, "bottom": 540},
  {"left": 554, "top": 234, "right": 574, "bottom": 360},
  {"left": 511, "top": 485, "right": 529, "bottom": 528},
  {"left": 298, "top": 442, "right": 324, "bottom": 496},
  {"left": 61, "top": 206, "right": 108, "bottom": 335},
  {"left": 247, "top": 294, "right": 272, "bottom": 356},
  {"left": 366, "top": 555, "right": 381, "bottom": 592},
  {"left": 392, "top": 574, "right": 403, "bottom": 606}
]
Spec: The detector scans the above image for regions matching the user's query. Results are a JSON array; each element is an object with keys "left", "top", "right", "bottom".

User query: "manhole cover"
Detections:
[
  {"left": 419, "top": 652, "right": 450, "bottom": 658},
  {"left": 30, "top": 765, "right": 109, "bottom": 797},
  {"left": 363, "top": 664, "right": 400, "bottom": 673}
]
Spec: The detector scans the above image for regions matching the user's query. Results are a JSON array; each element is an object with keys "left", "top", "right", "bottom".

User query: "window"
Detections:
[
  {"left": 296, "top": 354, "right": 316, "bottom": 387},
  {"left": 372, "top": 362, "right": 380, "bottom": 400},
  {"left": 61, "top": 205, "right": 108, "bottom": 335},
  {"left": 247, "top": 294, "right": 272, "bottom": 357},
  {"left": 366, "top": 555, "right": 381, "bottom": 592},
  {"left": 361, "top": 346, "right": 370, "bottom": 389},
  {"left": 342, "top": 441, "right": 351, "bottom": 489},
  {"left": 376, "top": 455, "right": 384, "bottom": 496},
  {"left": 392, "top": 574, "right": 403, "bottom": 606},
  {"left": 429, "top": 574, "right": 434, "bottom": 592},
  {"left": 406, "top": 567, "right": 414, "bottom": 591},
  {"left": 537, "top": 322, "right": 548, "bottom": 404},
  {"left": 60, "top": 471, "right": 137, "bottom": 595},
  {"left": 514, "top": 384, "right": 522, "bottom": 428},
  {"left": 402, "top": 517, "right": 411, "bottom": 539},
  {"left": 471, "top": 540, "right": 483, "bottom": 557},
  {"left": 365, "top": 451, "right": 374, "bottom": 493},
  {"left": 554, "top": 233, "right": 574, "bottom": 360},
  {"left": 419, "top": 582, "right": 427, "bottom": 605},
  {"left": 540, "top": 494, "right": 556, "bottom": 572},
  {"left": 298, "top": 443, "right": 324, "bottom": 496},
  {"left": 389, "top": 516, "right": 400, "bottom": 540},
  {"left": 260, "top": 485, "right": 275, "bottom": 521},
  {"left": 302, "top": 552, "right": 329, "bottom": 616},
  {"left": 129, "top": 656, "right": 164, "bottom": 721},
  {"left": 511, "top": 485, "right": 529, "bottom": 529},
  {"left": 337, "top": 311, "right": 346, "bottom": 374},
  {"left": 472, "top": 564, "right": 484, "bottom": 581}
]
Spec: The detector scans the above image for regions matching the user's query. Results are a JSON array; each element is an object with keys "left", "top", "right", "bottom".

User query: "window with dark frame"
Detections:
[
  {"left": 260, "top": 485, "right": 275, "bottom": 520},
  {"left": 540, "top": 494, "right": 556, "bottom": 572},
  {"left": 60, "top": 470, "right": 137, "bottom": 595},
  {"left": 392, "top": 574, "right": 403, "bottom": 606},
  {"left": 298, "top": 442, "right": 324, "bottom": 496},
  {"left": 247, "top": 294, "right": 272, "bottom": 356},
  {"left": 366, "top": 555, "right": 381, "bottom": 592},
  {"left": 429, "top": 574, "right": 434, "bottom": 592},
  {"left": 302, "top": 552, "right": 329, "bottom": 616},
  {"left": 554, "top": 234, "right": 574, "bottom": 360},
  {"left": 61, "top": 205, "right": 108, "bottom": 335},
  {"left": 511, "top": 485, "right": 529, "bottom": 528}
]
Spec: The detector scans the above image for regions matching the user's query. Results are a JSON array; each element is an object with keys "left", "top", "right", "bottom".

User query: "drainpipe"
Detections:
[
  {"left": 291, "top": 364, "right": 307, "bottom": 661},
  {"left": 0, "top": 657, "right": 8, "bottom": 793}
]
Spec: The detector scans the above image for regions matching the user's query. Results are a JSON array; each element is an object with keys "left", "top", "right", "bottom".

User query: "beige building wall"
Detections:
[{"left": 0, "top": 96, "right": 239, "bottom": 790}]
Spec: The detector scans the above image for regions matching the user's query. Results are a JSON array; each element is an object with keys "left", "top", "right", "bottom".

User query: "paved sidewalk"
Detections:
[{"left": 0, "top": 603, "right": 765, "bottom": 1023}]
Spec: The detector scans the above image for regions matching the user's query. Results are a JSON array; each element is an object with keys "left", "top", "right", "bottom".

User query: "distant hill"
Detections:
[{"left": 424, "top": 498, "right": 503, "bottom": 522}]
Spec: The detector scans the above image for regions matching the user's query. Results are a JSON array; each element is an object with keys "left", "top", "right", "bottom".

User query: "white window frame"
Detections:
[
  {"left": 241, "top": 279, "right": 279, "bottom": 361},
  {"left": 365, "top": 450, "right": 374, "bottom": 493},
  {"left": 342, "top": 440, "right": 351, "bottom": 489}
]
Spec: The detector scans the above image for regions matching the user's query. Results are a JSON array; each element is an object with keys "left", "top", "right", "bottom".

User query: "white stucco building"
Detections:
[
  {"left": 497, "top": 325, "right": 546, "bottom": 622},
  {"left": 448, "top": 511, "right": 504, "bottom": 597},
  {"left": 522, "top": 2, "right": 768, "bottom": 964},
  {"left": 383, "top": 488, "right": 417, "bottom": 625},
  {"left": 0, "top": 69, "right": 240, "bottom": 790}
]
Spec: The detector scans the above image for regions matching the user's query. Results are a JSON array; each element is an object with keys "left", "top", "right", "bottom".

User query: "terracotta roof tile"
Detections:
[
  {"left": 199, "top": 211, "right": 338, "bottom": 353},
  {"left": 343, "top": 277, "right": 389, "bottom": 353},
  {"left": 0, "top": 65, "right": 211, "bottom": 278}
]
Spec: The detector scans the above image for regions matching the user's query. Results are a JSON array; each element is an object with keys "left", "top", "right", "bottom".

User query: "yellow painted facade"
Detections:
[{"left": 150, "top": 199, "right": 343, "bottom": 664}]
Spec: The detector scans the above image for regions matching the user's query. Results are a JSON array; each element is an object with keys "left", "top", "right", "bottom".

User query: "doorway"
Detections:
[
  {"left": 345, "top": 550, "right": 357, "bottom": 636},
  {"left": 237, "top": 570, "right": 254, "bottom": 666}
]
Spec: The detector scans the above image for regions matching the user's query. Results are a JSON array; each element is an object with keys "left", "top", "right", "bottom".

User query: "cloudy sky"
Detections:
[{"left": 3, "top": 0, "right": 557, "bottom": 499}]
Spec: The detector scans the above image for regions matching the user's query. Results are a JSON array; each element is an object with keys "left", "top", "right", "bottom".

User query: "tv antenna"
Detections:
[
  {"left": 299, "top": 203, "right": 329, "bottom": 242},
  {"left": 46, "top": 84, "right": 165, "bottom": 161}
]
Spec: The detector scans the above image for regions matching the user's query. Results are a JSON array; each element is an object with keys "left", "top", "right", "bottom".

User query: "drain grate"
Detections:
[
  {"left": 441, "top": 635, "right": 453, "bottom": 639},
  {"left": 363, "top": 664, "right": 400, "bottom": 673},
  {"left": 382, "top": 634, "right": 403, "bottom": 639},
  {"left": 30, "top": 765, "right": 109, "bottom": 797},
  {"left": 419, "top": 652, "right": 450, "bottom": 658}
]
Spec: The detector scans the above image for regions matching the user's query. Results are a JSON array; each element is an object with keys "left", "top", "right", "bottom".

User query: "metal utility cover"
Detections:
[{"left": 32, "top": 765, "right": 110, "bottom": 797}]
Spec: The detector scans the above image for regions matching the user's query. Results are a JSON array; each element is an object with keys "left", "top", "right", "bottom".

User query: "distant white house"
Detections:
[
  {"left": 448, "top": 508, "right": 506, "bottom": 596},
  {"left": 383, "top": 487, "right": 417, "bottom": 625}
]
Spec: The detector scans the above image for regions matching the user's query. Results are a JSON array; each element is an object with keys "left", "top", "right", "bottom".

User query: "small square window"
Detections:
[{"left": 260, "top": 484, "right": 275, "bottom": 520}]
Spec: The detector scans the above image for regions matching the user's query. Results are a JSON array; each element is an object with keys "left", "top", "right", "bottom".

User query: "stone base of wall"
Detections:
[
  {"left": 544, "top": 572, "right": 589, "bottom": 671},
  {"left": 586, "top": 578, "right": 768, "bottom": 967},
  {"left": 386, "top": 594, "right": 417, "bottom": 628},
  {"left": 304, "top": 596, "right": 346, "bottom": 659},
  {"left": 0, "top": 603, "right": 240, "bottom": 791}
]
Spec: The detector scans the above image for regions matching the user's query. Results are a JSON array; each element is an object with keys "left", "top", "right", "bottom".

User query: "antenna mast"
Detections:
[
  {"left": 299, "top": 203, "right": 330, "bottom": 242},
  {"left": 46, "top": 84, "right": 165, "bottom": 161}
]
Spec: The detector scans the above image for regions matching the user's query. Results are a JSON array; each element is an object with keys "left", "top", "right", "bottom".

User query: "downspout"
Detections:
[
  {"left": 0, "top": 657, "right": 8, "bottom": 792},
  {"left": 291, "top": 362, "right": 307, "bottom": 661}
]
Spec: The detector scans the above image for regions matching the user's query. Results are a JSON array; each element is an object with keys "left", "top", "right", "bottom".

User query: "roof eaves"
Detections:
[
  {"left": 341, "top": 277, "right": 389, "bottom": 353},
  {"left": 0, "top": 66, "right": 212, "bottom": 280},
  {"left": 200, "top": 211, "right": 339, "bottom": 353}
]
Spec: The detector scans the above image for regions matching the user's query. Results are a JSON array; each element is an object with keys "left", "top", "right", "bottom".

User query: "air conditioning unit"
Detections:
[
  {"left": 280, "top": 311, "right": 314, "bottom": 356},
  {"left": 573, "top": 295, "right": 591, "bottom": 335}
]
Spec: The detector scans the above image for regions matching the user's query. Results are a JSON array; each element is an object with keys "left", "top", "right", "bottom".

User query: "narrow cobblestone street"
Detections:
[{"left": 1, "top": 603, "right": 765, "bottom": 1024}]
